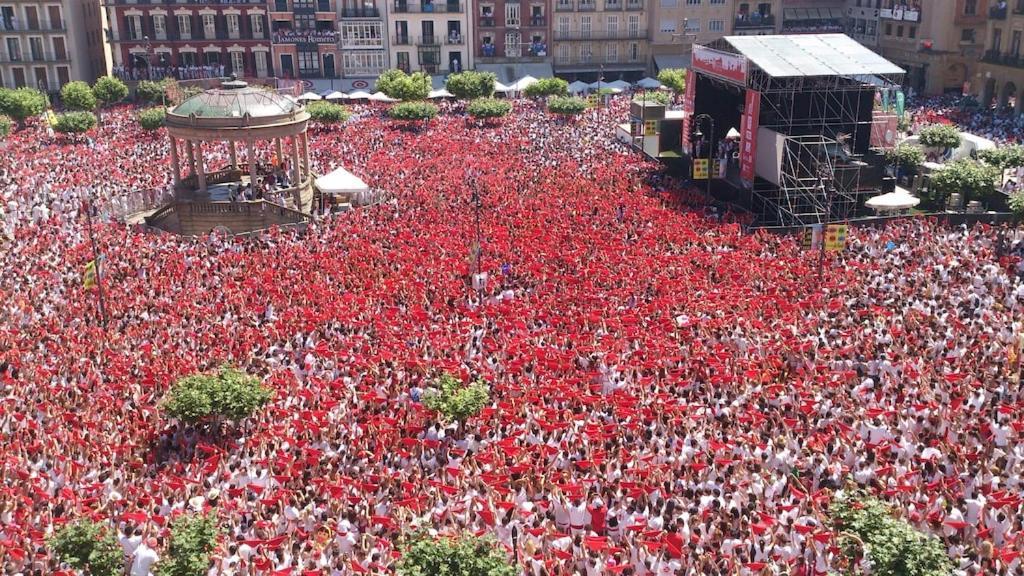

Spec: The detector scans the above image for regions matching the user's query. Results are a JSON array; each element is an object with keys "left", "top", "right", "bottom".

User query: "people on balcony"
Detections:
[{"left": 481, "top": 42, "right": 496, "bottom": 57}]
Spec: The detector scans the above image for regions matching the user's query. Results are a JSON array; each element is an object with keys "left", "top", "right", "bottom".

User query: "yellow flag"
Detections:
[{"left": 82, "top": 259, "right": 97, "bottom": 289}]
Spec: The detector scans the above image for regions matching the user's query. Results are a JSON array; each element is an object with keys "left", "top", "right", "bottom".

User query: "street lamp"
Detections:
[
  {"left": 692, "top": 113, "right": 714, "bottom": 201},
  {"left": 470, "top": 183, "right": 483, "bottom": 302}
]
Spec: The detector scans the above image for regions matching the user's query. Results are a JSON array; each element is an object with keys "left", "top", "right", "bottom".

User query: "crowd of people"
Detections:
[
  {"left": 1, "top": 95, "right": 1024, "bottom": 576},
  {"left": 906, "top": 93, "right": 1024, "bottom": 146}
]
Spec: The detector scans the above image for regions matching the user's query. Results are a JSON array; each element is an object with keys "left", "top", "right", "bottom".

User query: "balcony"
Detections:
[
  {"left": 624, "top": 0, "right": 642, "bottom": 10},
  {"left": 416, "top": 34, "right": 439, "bottom": 45},
  {"left": 102, "top": 0, "right": 264, "bottom": 5},
  {"left": 479, "top": 17, "right": 495, "bottom": 27},
  {"left": 605, "top": 0, "right": 621, "bottom": 8},
  {"left": 273, "top": 30, "right": 338, "bottom": 44},
  {"left": 391, "top": 1, "right": 463, "bottom": 12},
  {"left": 982, "top": 50, "right": 1024, "bottom": 69},
  {"left": 553, "top": 54, "right": 647, "bottom": 68},
  {"left": 553, "top": 28, "right": 646, "bottom": 40},
  {"left": 0, "top": 51, "right": 69, "bottom": 62},
  {"left": 554, "top": 1, "right": 573, "bottom": 10},
  {"left": 340, "top": 34, "right": 384, "bottom": 48},
  {"left": 1016, "top": 0, "right": 1024, "bottom": 14},
  {"left": 341, "top": 7, "right": 380, "bottom": 17},
  {"left": 528, "top": 17, "right": 546, "bottom": 26},
  {"left": 989, "top": 5, "right": 1007, "bottom": 19},
  {"left": 734, "top": 14, "right": 774, "bottom": 29},
  {"left": 445, "top": 33, "right": 464, "bottom": 44},
  {"left": 392, "top": 33, "right": 411, "bottom": 44},
  {"left": 0, "top": 20, "right": 66, "bottom": 32},
  {"left": 476, "top": 55, "right": 549, "bottom": 63},
  {"left": 108, "top": 30, "right": 266, "bottom": 42},
  {"left": 577, "top": 1, "right": 596, "bottom": 10}
]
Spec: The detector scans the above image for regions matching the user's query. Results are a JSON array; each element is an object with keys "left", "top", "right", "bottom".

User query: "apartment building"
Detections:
[
  {"left": 648, "top": 0, "right": 731, "bottom": 73},
  {"left": 977, "top": 0, "right": 1024, "bottom": 113},
  {"left": 338, "top": 0, "right": 388, "bottom": 81},
  {"left": 550, "top": 0, "right": 648, "bottom": 81},
  {"left": 105, "top": 0, "right": 273, "bottom": 79},
  {"left": 780, "top": 0, "right": 843, "bottom": 34},
  {"left": 472, "top": 0, "right": 552, "bottom": 82},
  {"left": 875, "top": 0, "right": 983, "bottom": 95},
  {"left": 730, "top": 0, "right": 779, "bottom": 35},
  {"left": 845, "top": 0, "right": 882, "bottom": 47},
  {"left": 1, "top": 0, "right": 105, "bottom": 90},
  {"left": 270, "top": 0, "right": 341, "bottom": 80},
  {"left": 385, "top": 0, "right": 472, "bottom": 74}
]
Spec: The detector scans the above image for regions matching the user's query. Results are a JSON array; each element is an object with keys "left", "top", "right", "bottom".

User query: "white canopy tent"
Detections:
[
  {"left": 369, "top": 92, "right": 398, "bottom": 102},
  {"left": 428, "top": 88, "right": 455, "bottom": 99},
  {"left": 316, "top": 167, "right": 371, "bottom": 205},
  {"left": 607, "top": 79, "right": 632, "bottom": 90},
  {"left": 298, "top": 91, "right": 322, "bottom": 101},
  {"left": 322, "top": 91, "right": 347, "bottom": 100},
  {"left": 865, "top": 186, "right": 921, "bottom": 212},
  {"left": 568, "top": 81, "right": 590, "bottom": 94},
  {"left": 510, "top": 75, "right": 539, "bottom": 91},
  {"left": 493, "top": 81, "right": 511, "bottom": 93},
  {"left": 725, "top": 127, "right": 741, "bottom": 139},
  {"left": 636, "top": 77, "right": 662, "bottom": 89},
  {"left": 347, "top": 91, "right": 372, "bottom": 99}
]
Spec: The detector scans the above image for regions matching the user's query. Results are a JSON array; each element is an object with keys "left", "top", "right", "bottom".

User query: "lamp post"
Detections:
[
  {"left": 598, "top": 64, "right": 604, "bottom": 109},
  {"left": 816, "top": 161, "right": 834, "bottom": 283},
  {"left": 470, "top": 183, "right": 483, "bottom": 301},
  {"left": 81, "top": 189, "right": 108, "bottom": 326},
  {"left": 692, "top": 113, "right": 714, "bottom": 201}
]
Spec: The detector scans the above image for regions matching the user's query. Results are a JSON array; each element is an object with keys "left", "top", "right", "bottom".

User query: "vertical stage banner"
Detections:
[
  {"left": 740, "top": 90, "right": 760, "bottom": 183},
  {"left": 682, "top": 69, "right": 696, "bottom": 154}
]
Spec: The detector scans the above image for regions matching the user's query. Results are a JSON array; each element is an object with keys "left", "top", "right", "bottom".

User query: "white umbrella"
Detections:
[
  {"left": 865, "top": 187, "right": 921, "bottom": 211},
  {"left": 607, "top": 79, "right": 631, "bottom": 90},
  {"left": 323, "top": 91, "right": 347, "bottom": 100},
  {"left": 725, "top": 127, "right": 741, "bottom": 139},
  {"left": 369, "top": 92, "right": 398, "bottom": 102},
  {"left": 298, "top": 91, "right": 322, "bottom": 101},
  {"left": 428, "top": 88, "right": 455, "bottom": 99},
  {"left": 347, "top": 91, "right": 372, "bottom": 99},
  {"left": 493, "top": 81, "right": 511, "bottom": 93},
  {"left": 568, "top": 81, "right": 589, "bottom": 94},
  {"left": 511, "top": 75, "right": 539, "bottom": 91},
  {"left": 636, "top": 77, "right": 662, "bottom": 89}
]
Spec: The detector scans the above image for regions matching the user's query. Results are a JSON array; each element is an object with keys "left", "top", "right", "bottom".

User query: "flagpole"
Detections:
[{"left": 83, "top": 192, "right": 108, "bottom": 326}]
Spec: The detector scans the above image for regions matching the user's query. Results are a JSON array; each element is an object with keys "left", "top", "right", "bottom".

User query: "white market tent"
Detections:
[
  {"left": 493, "top": 81, "right": 511, "bottom": 93},
  {"left": 510, "top": 75, "right": 539, "bottom": 91},
  {"left": 323, "top": 91, "right": 347, "bottom": 100},
  {"left": 316, "top": 167, "right": 370, "bottom": 201},
  {"left": 636, "top": 77, "right": 662, "bottom": 89},
  {"left": 568, "top": 81, "right": 590, "bottom": 94},
  {"left": 369, "top": 92, "right": 398, "bottom": 102},
  {"left": 865, "top": 186, "right": 921, "bottom": 212},
  {"left": 428, "top": 88, "right": 455, "bottom": 99},
  {"left": 298, "top": 91, "right": 322, "bottom": 101},
  {"left": 347, "top": 91, "right": 372, "bottom": 99},
  {"left": 726, "top": 127, "right": 741, "bottom": 139},
  {"left": 607, "top": 79, "right": 632, "bottom": 90}
]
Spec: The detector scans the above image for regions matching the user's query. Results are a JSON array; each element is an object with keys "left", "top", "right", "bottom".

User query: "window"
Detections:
[
  {"left": 908, "top": 25, "right": 915, "bottom": 38},
  {"left": 1010, "top": 30, "right": 1021, "bottom": 56},
  {"left": 629, "top": 41, "right": 639, "bottom": 61},
  {"left": 251, "top": 14, "right": 264, "bottom": 38},
  {"left": 342, "top": 22, "right": 383, "bottom": 46},
  {"left": 255, "top": 51, "right": 268, "bottom": 76},
  {"left": 579, "top": 43, "right": 591, "bottom": 62},
  {"left": 557, "top": 16, "right": 569, "bottom": 34},
  {"left": 686, "top": 0, "right": 700, "bottom": 4},
  {"left": 179, "top": 51, "right": 196, "bottom": 66},
  {"left": 28, "top": 37, "right": 43, "bottom": 60},
  {"left": 505, "top": 2, "right": 519, "bottom": 26},
  {"left": 896, "top": 25, "right": 903, "bottom": 37},
  {"left": 343, "top": 51, "right": 385, "bottom": 75},
  {"left": 202, "top": 14, "right": 215, "bottom": 38},
  {"left": 627, "top": 14, "right": 639, "bottom": 36},
  {"left": 480, "top": 4, "right": 492, "bottom": 16},
  {"left": 396, "top": 51, "right": 410, "bottom": 71},
  {"left": 605, "top": 43, "right": 617, "bottom": 62},
  {"left": 710, "top": 0, "right": 724, "bottom": 3},
  {"left": 607, "top": 15, "right": 617, "bottom": 33},
  {"left": 5, "top": 38, "right": 20, "bottom": 61},
  {"left": 660, "top": 0, "right": 676, "bottom": 6},
  {"left": 580, "top": 15, "right": 591, "bottom": 38},
  {"left": 884, "top": 22, "right": 891, "bottom": 35},
  {"left": 295, "top": 13, "right": 315, "bottom": 30},
  {"left": 557, "top": 43, "right": 569, "bottom": 62},
  {"left": 229, "top": 50, "right": 244, "bottom": 75},
  {"left": 505, "top": 30, "right": 520, "bottom": 56},
  {"left": 961, "top": 28, "right": 975, "bottom": 43},
  {"left": 293, "top": 0, "right": 314, "bottom": 7},
  {"left": 51, "top": 36, "right": 66, "bottom": 59},
  {"left": 708, "top": 19, "right": 723, "bottom": 32},
  {"left": 964, "top": 0, "right": 976, "bottom": 15},
  {"left": 684, "top": 17, "right": 699, "bottom": 32},
  {"left": 153, "top": 14, "right": 166, "bottom": 40},
  {"left": 227, "top": 14, "right": 239, "bottom": 38},
  {"left": 297, "top": 50, "right": 319, "bottom": 75},
  {"left": 659, "top": 18, "right": 675, "bottom": 33},
  {"left": 126, "top": 15, "right": 142, "bottom": 40},
  {"left": 993, "top": 28, "right": 1002, "bottom": 53}
]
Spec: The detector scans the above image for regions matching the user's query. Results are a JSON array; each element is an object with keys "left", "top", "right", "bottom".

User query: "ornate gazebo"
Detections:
[{"left": 147, "top": 78, "right": 315, "bottom": 236}]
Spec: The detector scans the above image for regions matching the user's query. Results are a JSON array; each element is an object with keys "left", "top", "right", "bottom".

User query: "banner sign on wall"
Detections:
[
  {"left": 681, "top": 68, "right": 696, "bottom": 154},
  {"left": 693, "top": 158, "right": 709, "bottom": 180},
  {"left": 692, "top": 45, "right": 748, "bottom": 84},
  {"left": 740, "top": 90, "right": 760, "bottom": 184}
]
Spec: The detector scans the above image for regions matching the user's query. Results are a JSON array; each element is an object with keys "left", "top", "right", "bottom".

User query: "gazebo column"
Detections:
[
  {"left": 169, "top": 136, "right": 181, "bottom": 188},
  {"left": 195, "top": 141, "right": 207, "bottom": 192},
  {"left": 290, "top": 135, "right": 302, "bottom": 208},
  {"left": 186, "top": 140, "right": 196, "bottom": 176},
  {"left": 247, "top": 139, "right": 257, "bottom": 193},
  {"left": 275, "top": 137, "right": 284, "bottom": 166},
  {"left": 301, "top": 131, "right": 310, "bottom": 179},
  {"left": 229, "top": 140, "right": 238, "bottom": 170}
]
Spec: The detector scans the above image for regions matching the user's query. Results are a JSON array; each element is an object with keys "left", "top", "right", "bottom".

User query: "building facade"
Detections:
[
  {"left": 550, "top": 0, "right": 648, "bottom": 81},
  {"left": 648, "top": 0, "right": 732, "bottom": 73},
  {"left": 780, "top": 0, "right": 843, "bottom": 35},
  {"left": 977, "top": 0, "right": 1024, "bottom": 113},
  {"left": 384, "top": 0, "right": 472, "bottom": 74},
  {"left": 472, "top": 0, "right": 552, "bottom": 81},
  {"left": 731, "top": 0, "right": 779, "bottom": 35},
  {"left": 338, "top": 0, "right": 387, "bottom": 81},
  {"left": 844, "top": 0, "right": 882, "bottom": 47},
  {"left": 105, "top": 0, "right": 273, "bottom": 80},
  {"left": 270, "top": 0, "right": 339, "bottom": 81},
  {"left": 874, "top": 0, "right": 983, "bottom": 95},
  {"left": 1, "top": 0, "right": 104, "bottom": 90}
]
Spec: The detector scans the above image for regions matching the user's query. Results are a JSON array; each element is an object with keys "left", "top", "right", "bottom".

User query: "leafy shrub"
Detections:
[
  {"left": 917, "top": 123, "right": 961, "bottom": 150},
  {"left": 92, "top": 76, "right": 129, "bottom": 106},
  {"left": 53, "top": 111, "right": 97, "bottom": 134},
  {"left": 1009, "top": 192, "right": 1024, "bottom": 217},
  {"left": 979, "top": 144, "right": 1024, "bottom": 170},
  {"left": 306, "top": 100, "right": 351, "bottom": 123},
  {"left": 0, "top": 87, "right": 49, "bottom": 124},
  {"left": 138, "top": 107, "right": 166, "bottom": 131},
  {"left": 832, "top": 491, "right": 953, "bottom": 576},
  {"left": 60, "top": 81, "right": 97, "bottom": 111},
  {"left": 657, "top": 68, "right": 687, "bottom": 94},
  {"left": 422, "top": 373, "right": 489, "bottom": 423},
  {"left": 467, "top": 97, "right": 511, "bottom": 119},
  {"left": 883, "top": 143, "right": 924, "bottom": 168},
  {"left": 397, "top": 532, "right": 515, "bottom": 576},
  {"left": 156, "top": 513, "right": 219, "bottom": 576},
  {"left": 547, "top": 96, "right": 588, "bottom": 116},
  {"left": 161, "top": 365, "right": 273, "bottom": 425},
  {"left": 137, "top": 79, "right": 169, "bottom": 104},
  {"left": 634, "top": 91, "right": 670, "bottom": 106},
  {"left": 0, "top": 114, "right": 10, "bottom": 138},
  {"left": 524, "top": 77, "right": 569, "bottom": 98},
  {"left": 928, "top": 158, "right": 999, "bottom": 204},
  {"left": 388, "top": 101, "right": 438, "bottom": 121},
  {"left": 49, "top": 519, "right": 125, "bottom": 576},
  {"left": 446, "top": 71, "right": 496, "bottom": 100},
  {"left": 376, "top": 69, "right": 431, "bottom": 101}
]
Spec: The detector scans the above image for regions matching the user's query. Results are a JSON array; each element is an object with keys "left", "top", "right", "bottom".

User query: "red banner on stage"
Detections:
[
  {"left": 681, "top": 69, "right": 696, "bottom": 154},
  {"left": 870, "top": 110, "right": 898, "bottom": 149},
  {"left": 740, "top": 90, "right": 760, "bottom": 183},
  {"left": 692, "top": 45, "right": 748, "bottom": 84}
]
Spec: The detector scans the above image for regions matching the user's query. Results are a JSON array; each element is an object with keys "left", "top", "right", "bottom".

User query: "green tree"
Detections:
[
  {"left": 156, "top": 513, "right": 219, "bottom": 576},
  {"left": 136, "top": 79, "right": 170, "bottom": 104},
  {"left": 138, "top": 107, "right": 167, "bottom": 131},
  {"left": 657, "top": 68, "right": 687, "bottom": 94},
  {"left": 524, "top": 77, "right": 569, "bottom": 98},
  {"left": 917, "top": 123, "right": 961, "bottom": 152},
  {"left": 0, "top": 114, "right": 10, "bottom": 138},
  {"left": 0, "top": 87, "right": 49, "bottom": 128},
  {"left": 979, "top": 144, "right": 1024, "bottom": 170},
  {"left": 547, "top": 96, "right": 588, "bottom": 116},
  {"left": 831, "top": 491, "right": 953, "bottom": 576},
  {"left": 388, "top": 101, "right": 439, "bottom": 121},
  {"left": 928, "top": 158, "right": 999, "bottom": 204},
  {"left": 1009, "top": 192, "right": 1024, "bottom": 218},
  {"left": 49, "top": 519, "right": 125, "bottom": 576},
  {"left": 883, "top": 143, "right": 924, "bottom": 170},
  {"left": 397, "top": 531, "right": 516, "bottom": 576},
  {"left": 445, "top": 71, "right": 496, "bottom": 100},
  {"left": 53, "top": 111, "right": 98, "bottom": 134},
  {"left": 161, "top": 365, "right": 273, "bottom": 426},
  {"left": 376, "top": 69, "right": 431, "bottom": 101},
  {"left": 306, "top": 100, "right": 351, "bottom": 124},
  {"left": 634, "top": 91, "right": 670, "bottom": 106},
  {"left": 422, "top": 373, "right": 489, "bottom": 424},
  {"left": 60, "top": 81, "right": 97, "bottom": 111},
  {"left": 466, "top": 97, "right": 511, "bottom": 120},
  {"left": 92, "top": 76, "right": 129, "bottom": 107}
]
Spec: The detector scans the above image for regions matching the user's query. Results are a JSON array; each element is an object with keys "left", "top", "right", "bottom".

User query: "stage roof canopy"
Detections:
[{"left": 719, "top": 34, "right": 904, "bottom": 79}]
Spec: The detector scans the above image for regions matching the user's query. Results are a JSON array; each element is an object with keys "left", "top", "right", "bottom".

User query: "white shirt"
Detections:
[{"left": 130, "top": 545, "right": 160, "bottom": 576}]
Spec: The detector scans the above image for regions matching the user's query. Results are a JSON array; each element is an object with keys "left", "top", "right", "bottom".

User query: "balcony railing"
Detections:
[
  {"left": 577, "top": 1, "right": 596, "bottom": 9},
  {"left": 392, "top": 34, "right": 411, "bottom": 45},
  {"left": 340, "top": 35, "right": 384, "bottom": 47},
  {"left": 107, "top": 30, "right": 266, "bottom": 41},
  {"left": 417, "top": 34, "right": 440, "bottom": 45},
  {"left": 445, "top": 34, "right": 464, "bottom": 44},
  {"left": 554, "top": 1, "right": 573, "bottom": 10},
  {"left": 528, "top": 17, "right": 546, "bottom": 26},
  {"left": 605, "top": 0, "right": 621, "bottom": 8},
  {"left": 0, "top": 51, "right": 69, "bottom": 62},
  {"left": 391, "top": 1, "right": 463, "bottom": 12},
  {"left": 553, "top": 28, "right": 646, "bottom": 40},
  {"left": 479, "top": 17, "right": 495, "bottom": 27},
  {"left": 989, "top": 5, "right": 1007, "bottom": 19},
  {"left": 0, "top": 20, "right": 66, "bottom": 32},
  {"left": 102, "top": 0, "right": 264, "bottom": 5},
  {"left": 983, "top": 50, "right": 1024, "bottom": 69},
  {"left": 553, "top": 54, "right": 647, "bottom": 67},
  {"left": 734, "top": 14, "right": 774, "bottom": 28},
  {"left": 624, "top": 0, "right": 642, "bottom": 10},
  {"left": 341, "top": 7, "right": 380, "bottom": 17}
]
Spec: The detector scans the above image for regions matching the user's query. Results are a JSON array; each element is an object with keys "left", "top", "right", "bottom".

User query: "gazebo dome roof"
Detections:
[{"left": 170, "top": 80, "right": 300, "bottom": 119}]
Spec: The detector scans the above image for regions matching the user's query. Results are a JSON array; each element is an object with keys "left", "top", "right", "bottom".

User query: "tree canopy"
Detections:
[
  {"left": 928, "top": 158, "right": 999, "bottom": 204},
  {"left": 136, "top": 79, "right": 170, "bottom": 104},
  {"left": 883, "top": 143, "right": 924, "bottom": 169},
  {"left": 445, "top": 71, "right": 497, "bottom": 100},
  {"left": 524, "top": 78, "right": 569, "bottom": 98},
  {"left": 397, "top": 531, "right": 516, "bottom": 576},
  {"left": 0, "top": 87, "right": 49, "bottom": 124},
  {"left": 917, "top": 123, "right": 961, "bottom": 150},
  {"left": 60, "top": 81, "right": 97, "bottom": 111},
  {"left": 54, "top": 111, "right": 97, "bottom": 134},
  {"left": 137, "top": 107, "right": 166, "bottom": 131},
  {"left": 979, "top": 144, "right": 1024, "bottom": 170},
  {"left": 422, "top": 373, "right": 489, "bottom": 423},
  {"left": 49, "top": 519, "right": 125, "bottom": 576},
  {"left": 306, "top": 100, "right": 351, "bottom": 124},
  {"left": 547, "top": 96, "right": 588, "bottom": 116},
  {"left": 467, "top": 97, "right": 511, "bottom": 120},
  {"left": 388, "top": 101, "right": 438, "bottom": 121},
  {"left": 0, "top": 114, "right": 10, "bottom": 138},
  {"left": 92, "top": 76, "right": 130, "bottom": 106},
  {"left": 160, "top": 365, "right": 273, "bottom": 425},
  {"left": 376, "top": 69, "right": 432, "bottom": 101},
  {"left": 156, "top": 513, "right": 220, "bottom": 576},
  {"left": 657, "top": 68, "right": 687, "bottom": 94}
]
